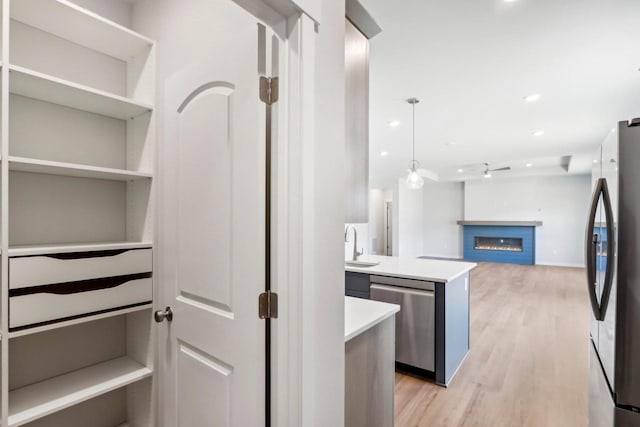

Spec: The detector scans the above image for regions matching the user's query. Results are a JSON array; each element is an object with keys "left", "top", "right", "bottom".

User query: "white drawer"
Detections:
[
  {"left": 10, "top": 248, "right": 152, "bottom": 289},
  {"left": 10, "top": 276, "right": 152, "bottom": 329}
]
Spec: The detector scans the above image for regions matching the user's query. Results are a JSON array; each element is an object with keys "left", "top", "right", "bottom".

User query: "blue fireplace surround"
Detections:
[{"left": 459, "top": 222, "right": 539, "bottom": 265}]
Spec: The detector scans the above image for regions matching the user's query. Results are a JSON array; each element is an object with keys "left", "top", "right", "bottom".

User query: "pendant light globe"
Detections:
[{"left": 406, "top": 160, "right": 424, "bottom": 189}]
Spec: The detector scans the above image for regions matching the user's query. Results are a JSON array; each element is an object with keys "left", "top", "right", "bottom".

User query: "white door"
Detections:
[{"left": 158, "top": 3, "right": 280, "bottom": 425}]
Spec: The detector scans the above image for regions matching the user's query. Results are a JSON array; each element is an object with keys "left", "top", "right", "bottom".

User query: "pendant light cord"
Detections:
[
  {"left": 412, "top": 101, "right": 416, "bottom": 164},
  {"left": 408, "top": 98, "right": 419, "bottom": 169}
]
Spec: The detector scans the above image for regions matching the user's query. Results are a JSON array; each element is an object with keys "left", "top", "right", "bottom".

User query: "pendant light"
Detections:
[{"left": 406, "top": 98, "right": 424, "bottom": 190}]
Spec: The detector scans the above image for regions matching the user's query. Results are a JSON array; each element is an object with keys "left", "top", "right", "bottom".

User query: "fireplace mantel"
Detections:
[{"left": 457, "top": 220, "right": 543, "bottom": 227}]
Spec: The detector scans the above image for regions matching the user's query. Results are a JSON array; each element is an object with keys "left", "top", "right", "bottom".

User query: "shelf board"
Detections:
[
  {"left": 8, "top": 241, "right": 153, "bottom": 257},
  {"left": 11, "top": 0, "right": 154, "bottom": 61},
  {"left": 8, "top": 356, "right": 152, "bottom": 427},
  {"left": 9, "top": 156, "right": 152, "bottom": 182},
  {"left": 9, "top": 65, "right": 153, "bottom": 120},
  {"left": 8, "top": 304, "right": 153, "bottom": 339}
]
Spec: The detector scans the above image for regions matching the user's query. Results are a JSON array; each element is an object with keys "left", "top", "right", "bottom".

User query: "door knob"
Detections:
[{"left": 154, "top": 307, "right": 173, "bottom": 323}]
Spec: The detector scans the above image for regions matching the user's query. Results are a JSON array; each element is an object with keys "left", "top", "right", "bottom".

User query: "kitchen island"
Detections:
[
  {"left": 345, "top": 296, "right": 400, "bottom": 427},
  {"left": 345, "top": 255, "right": 476, "bottom": 386}
]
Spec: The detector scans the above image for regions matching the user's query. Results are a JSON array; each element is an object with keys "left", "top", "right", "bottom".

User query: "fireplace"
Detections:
[
  {"left": 457, "top": 221, "right": 541, "bottom": 265},
  {"left": 474, "top": 237, "right": 523, "bottom": 252}
]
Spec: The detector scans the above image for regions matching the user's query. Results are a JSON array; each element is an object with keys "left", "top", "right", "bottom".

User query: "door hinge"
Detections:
[
  {"left": 259, "top": 290, "right": 278, "bottom": 319},
  {"left": 259, "top": 77, "right": 279, "bottom": 105}
]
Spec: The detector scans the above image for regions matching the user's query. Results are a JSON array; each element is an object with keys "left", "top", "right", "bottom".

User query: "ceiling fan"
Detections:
[{"left": 482, "top": 162, "right": 511, "bottom": 178}]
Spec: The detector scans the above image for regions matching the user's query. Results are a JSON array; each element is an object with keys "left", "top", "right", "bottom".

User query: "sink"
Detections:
[{"left": 345, "top": 260, "right": 380, "bottom": 268}]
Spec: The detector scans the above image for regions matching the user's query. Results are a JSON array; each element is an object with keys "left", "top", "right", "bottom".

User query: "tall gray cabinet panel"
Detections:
[{"left": 345, "top": 19, "right": 369, "bottom": 223}]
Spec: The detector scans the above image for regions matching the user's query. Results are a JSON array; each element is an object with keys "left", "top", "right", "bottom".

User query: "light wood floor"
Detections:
[{"left": 395, "top": 263, "right": 590, "bottom": 427}]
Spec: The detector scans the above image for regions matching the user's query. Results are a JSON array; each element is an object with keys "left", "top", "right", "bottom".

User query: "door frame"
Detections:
[
  {"left": 256, "top": 8, "right": 322, "bottom": 426},
  {"left": 270, "top": 11, "right": 318, "bottom": 427}
]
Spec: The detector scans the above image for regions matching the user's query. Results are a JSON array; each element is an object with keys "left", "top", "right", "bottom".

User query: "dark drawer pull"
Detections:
[
  {"left": 9, "top": 272, "right": 152, "bottom": 297},
  {"left": 15, "top": 248, "right": 145, "bottom": 260}
]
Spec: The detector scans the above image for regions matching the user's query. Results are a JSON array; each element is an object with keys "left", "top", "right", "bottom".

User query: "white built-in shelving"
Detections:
[
  {"left": 8, "top": 65, "right": 152, "bottom": 120},
  {"left": 11, "top": 0, "right": 154, "bottom": 61},
  {"left": 7, "top": 241, "right": 153, "bottom": 257},
  {"left": 8, "top": 156, "right": 153, "bottom": 181},
  {"left": 1, "top": 1, "right": 157, "bottom": 426},
  {"left": 8, "top": 356, "right": 152, "bottom": 427},
  {"left": 7, "top": 303, "right": 153, "bottom": 339}
]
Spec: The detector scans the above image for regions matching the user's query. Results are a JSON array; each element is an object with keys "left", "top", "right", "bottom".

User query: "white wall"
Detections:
[
  {"left": 368, "top": 189, "right": 384, "bottom": 254},
  {"left": 392, "top": 174, "right": 589, "bottom": 266},
  {"left": 310, "top": 2, "right": 346, "bottom": 426},
  {"left": 465, "top": 175, "right": 591, "bottom": 267},
  {"left": 394, "top": 179, "right": 464, "bottom": 259},
  {"left": 396, "top": 177, "right": 423, "bottom": 258},
  {"left": 422, "top": 181, "right": 464, "bottom": 259}
]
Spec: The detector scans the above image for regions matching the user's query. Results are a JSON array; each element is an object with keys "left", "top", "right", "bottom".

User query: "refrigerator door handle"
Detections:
[
  {"left": 599, "top": 178, "right": 615, "bottom": 321},
  {"left": 585, "top": 178, "right": 615, "bottom": 321},
  {"left": 585, "top": 180, "right": 600, "bottom": 319}
]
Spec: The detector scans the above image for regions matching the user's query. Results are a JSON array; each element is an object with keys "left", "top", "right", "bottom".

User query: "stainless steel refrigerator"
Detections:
[{"left": 587, "top": 118, "right": 640, "bottom": 426}]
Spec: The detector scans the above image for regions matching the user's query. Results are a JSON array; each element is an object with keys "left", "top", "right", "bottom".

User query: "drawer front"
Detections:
[
  {"left": 345, "top": 272, "right": 370, "bottom": 295},
  {"left": 10, "top": 248, "right": 152, "bottom": 289},
  {"left": 345, "top": 289, "right": 369, "bottom": 300},
  {"left": 10, "top": 276, "right": 152, "bottom": 330}
]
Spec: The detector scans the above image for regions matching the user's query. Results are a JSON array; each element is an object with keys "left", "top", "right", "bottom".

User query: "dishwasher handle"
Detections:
[{"left": 370, "top": 283, "right": 434, "bottom": 297}]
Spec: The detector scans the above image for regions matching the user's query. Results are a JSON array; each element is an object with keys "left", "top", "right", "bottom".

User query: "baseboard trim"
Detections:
[
  {"left": 418, "top": 254, "right": 464, "bottom": 261},
  {"left": 536, "top": 262, "right": 585, "bottom": 268}
]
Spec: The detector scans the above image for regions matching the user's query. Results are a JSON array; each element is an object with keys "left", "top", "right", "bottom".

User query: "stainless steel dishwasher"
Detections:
[{"left": 370, "top": 276, "right": 435, "bottom": 372}]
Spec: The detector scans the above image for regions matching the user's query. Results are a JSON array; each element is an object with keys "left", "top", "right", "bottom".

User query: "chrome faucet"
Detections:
[{"left": 344, "top": 224, "right": 363, "bottom": 262}]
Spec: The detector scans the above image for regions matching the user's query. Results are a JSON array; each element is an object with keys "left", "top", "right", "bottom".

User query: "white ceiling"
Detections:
[{"left": 362, "top": 0, "right": 640, "bottom": 188}]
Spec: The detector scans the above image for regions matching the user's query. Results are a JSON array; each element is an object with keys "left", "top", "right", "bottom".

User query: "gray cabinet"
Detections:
[
  {"left": 345, "top": 272, "right": 370, "bottom": 299},
  {"left": 345, "top": 316, "right": 395, "bottom": 427},
  {"left": 345, "top": 19, "right": 369, "bottom": 223}
]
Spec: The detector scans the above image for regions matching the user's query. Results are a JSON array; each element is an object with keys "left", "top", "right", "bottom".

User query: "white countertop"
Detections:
[
  {"left": 344, "top": 296, "right": 400, "bottom": 342},
  {"left": 345, "top": 255, "right": 476, "bottom": 283}
]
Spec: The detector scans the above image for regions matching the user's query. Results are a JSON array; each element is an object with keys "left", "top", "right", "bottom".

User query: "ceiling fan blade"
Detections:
[
  {"left": 417, "top": 168, "right": 438, "bottom": 181},
  {"left": 490, "top": 166, "right": 511, "bottom": 172}
]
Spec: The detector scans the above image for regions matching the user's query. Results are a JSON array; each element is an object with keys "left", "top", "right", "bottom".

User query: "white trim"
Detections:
[
  {"left": 536, "top": 262, "right": 585, "bottom": 268},
  {"left": 272, "top": 12, "right": 300, "bottom": 427},
  {"left": 298, "top": 14, "right": 317, "bottom": 426},
  {"left": 272, "top": 12, "right": 317, "bottom": 427},
  {"left": 262, "top": 7, "right": 316, "bottom": 427},
  {"left": 441, "top": 350, "right": 470, "bottom": 387},
  {"left": 418, "top": 254, "right": 464, "bottom": 261},
  {"left": 1, "top": 1, "right": 10, "bottom": 426}
]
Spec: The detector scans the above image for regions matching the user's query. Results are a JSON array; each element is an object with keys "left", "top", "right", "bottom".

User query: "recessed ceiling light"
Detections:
[
  {"left": 593, "top": 159, "right": 598, "bottom": 164},
  {"left": 524, "top": 94, "right": 541, "bottom": 103},
  {"left": 612, "top": 128, "right": 616, "bottom": 133},
  {"left": 526, "top": 163, "right": 533, "bottom": 167},
  {"left": 457, "top": 168, "right": 464, "bottom": 173},
  {"left": 380, "top": 151, "right": 388, "bottom": 157},
  {"left": 533, "top": 130, "right": 545, "bottom": 137},
  {"left": 388, "top": 120, "right": 400, "bottom": 128}
]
